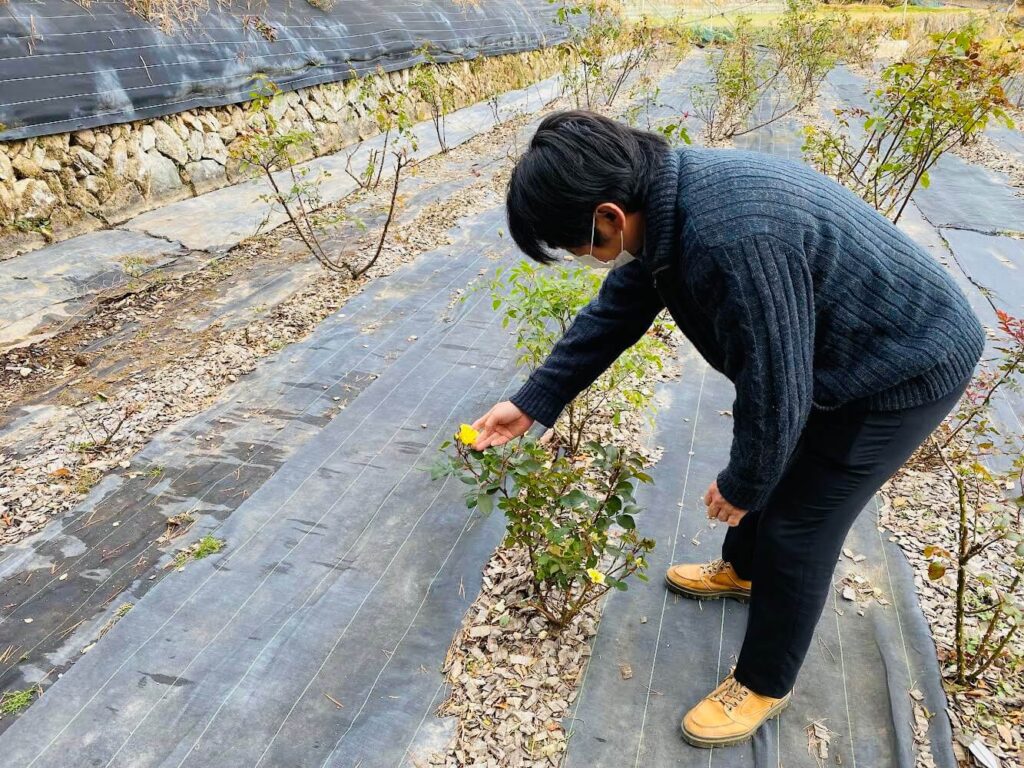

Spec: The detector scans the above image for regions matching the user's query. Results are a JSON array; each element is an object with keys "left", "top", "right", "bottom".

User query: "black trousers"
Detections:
[{"left": 722, "top": 380, "right": 968, "bottom": 699}]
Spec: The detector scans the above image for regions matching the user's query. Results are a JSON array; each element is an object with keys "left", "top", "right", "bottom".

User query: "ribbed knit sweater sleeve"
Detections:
[
  {"left": 510, "top": 259, "right": 665, "bottom": 427},
  {"left": 707, "top": 236, "right": 815, "bottom": 511}
]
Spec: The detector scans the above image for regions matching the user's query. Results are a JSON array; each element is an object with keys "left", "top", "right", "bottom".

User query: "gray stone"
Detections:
[
  {"left": 0, "top": 180, "right": 15, "bottom": 218},
  {"left": 187, "top": 130, "right": 205, "bottom": 161},
  {"left": 67, "top": 186, "right": 101, "bottom": 212},
  {"left": 83, "top": 175, "right": 110, "bottom": 201},
  {"left": 36, "top": 151, "right": 61, "bottom": 173},
  {"left": 218, "top": 125, "right": 238, "bottom": 143},
  {"left": 12, "top": 155, "right": 44, "bottom": 179},
  {"left": 152, "top": 121, "right": 188, "bottom": 164},
  {"left": 184, "top": 159, "right": 224, "bottom": 194},
  {"left": 73, "top": 128, "right": 97, "bottom": 149},
  {"left": 172, "top": 118, "right": 190, "bottom": 140},
  {"left": 99, "top": 184, "right": 146, "bottom": 224},
  {"left": 139, "top": 125, "right": 156, "bottom": 152},
  {"left": 110, "top": 139, "right": 129, "bottom": 178},
  {"left": 202, "top": 133, "right": 228, "bottom": 163},
  {"left": 70, "top": 146, "right": 105, "bottom": 175},
  {"left": 38, "top": 134, "right": 69, "bottom": 153},
  {"left": 268, "top": 95, "right": 288, "bottom": 121},
  {"left": 0, "top": 152, "right": 13, "bottom": 182},
  {"left": 14, "top": 178, "right": 58, "bottom": 219},
  {"left": 141, "top": 150, "right": 182, "bottom": 196},
  {"left": 306, "top": 101, "right": 324, "bottom": 121},
  {"left": 181, "top": 112, "right": 204, "bottom": 131},
  {"left": 92, "top": 133, "right": 112, "bottom": 160}
]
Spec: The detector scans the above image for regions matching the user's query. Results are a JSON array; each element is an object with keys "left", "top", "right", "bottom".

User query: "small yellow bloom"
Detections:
[
  {"left": 586, "top": 568, "right": 606, "bottom": 585},
  {"left": 457, "top": 423, "right": 480, "bottom": 445}
]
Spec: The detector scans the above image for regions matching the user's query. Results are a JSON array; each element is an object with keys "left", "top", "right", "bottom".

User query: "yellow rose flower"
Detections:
[
  {"left": 457, "top": 423, "right": 480, "bottom": 445},
  {"left": 586, "top": 568, "right": 606, "bottom": 585}
]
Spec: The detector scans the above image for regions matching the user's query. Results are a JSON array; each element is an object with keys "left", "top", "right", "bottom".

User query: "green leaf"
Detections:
[
  {"left": 616, "top": 514, "right": 636, "bottom": 531},
  {"left": 563, "top": 489, "right": 588, "bottom": 508},
  {"left": 927, "top": 561, "right": 946, "bottom": 580},
  {"left": 476, "top": 494, "right": 494, "bottom": 515}
]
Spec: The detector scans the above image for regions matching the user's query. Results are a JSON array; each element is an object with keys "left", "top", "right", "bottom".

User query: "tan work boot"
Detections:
[
  {"left": 681, "top": 673, "right": 791, "bottom": 748},
  {"left": 664, "top": 558, "right": 751, "bottom": 601}
]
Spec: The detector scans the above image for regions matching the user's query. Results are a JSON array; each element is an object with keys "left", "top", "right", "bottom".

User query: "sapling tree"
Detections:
[
  {"left": 344, "top": 69, "right": 419, "bottom": 190},
  {"left": 490, "top": 260, "right": 672, "bottom": 455},
  {"left": 409, "top": 46, "right": 457, "bottom": 153},
  {"left": 802, "top": 26, "right": 1013, "bottom": 221},
  {"left": 231, "top": 78, "right": 410, "bottom": 279},
  {"left": 693, "top": 0, "right": 846, "bottom": 142},
  {"left": 433, "top": 430, "right": 655, "bottom": 628},
  {"left": 551, "top": 0, "right": 625, "bottom": 109},
  {"left": 924, "top": 310, "right": 1024, "bottom": 686}
]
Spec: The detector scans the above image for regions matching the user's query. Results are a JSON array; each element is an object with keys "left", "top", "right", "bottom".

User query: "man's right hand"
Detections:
[{"left": 471, "top": 401, "right": 535, "bottom": 450}]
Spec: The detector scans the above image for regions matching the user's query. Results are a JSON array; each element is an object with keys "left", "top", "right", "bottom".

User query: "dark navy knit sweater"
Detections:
[{"left": 510, "top": 147, "right": 985, "bottom": 511}]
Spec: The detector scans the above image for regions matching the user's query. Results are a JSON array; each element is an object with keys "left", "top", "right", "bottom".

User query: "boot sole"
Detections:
[
  {"left": 681, "top": 696, "right": 791, "bottom": 749},
  {"left": 664, "top": 574, "right": 751, "bottom": 603}
]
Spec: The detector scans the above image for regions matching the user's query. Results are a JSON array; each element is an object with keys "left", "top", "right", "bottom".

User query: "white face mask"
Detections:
[{"left": 573, "top": 216, "right": 635, "bottom": 271}]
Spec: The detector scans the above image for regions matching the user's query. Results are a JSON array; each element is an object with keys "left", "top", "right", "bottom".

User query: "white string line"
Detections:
[
  {"left": 348, "top": 371, "right": 521, "bottom": 768},
  {"left": 23, "top": 272, "right": 503, "bottom": 767},
  {"left": 309, "top": 374, "right": 522, "bottom": 768},
  {"left": 0, "top": 10, "right": 540, "bottom": 42},
  {"left": 0, "top": 258, "right": 487, "bottom": 675},
  {"left": 0, "top": 66, "right": 554, "bottom": 613},
  {"left": 0, "top": 21, "right": 541, "bottom": 66},
  {"left": 1, "top": 0, "right": 552, "bottom": 25},
  {"left": 113, "top": 329, "right": 516, "bottom": 768},
  {"left": 1, "top": 267, "right": 499, "bottom": 653},
  {"left": 11, "top": 46, "right": 550, "bottom": 134},
  {"left": 0, "top": 241, "right": 491, "bottom": 602},
  {"left": 832, "top": 577, "right": 858, "bottom": 768},
  {"left": 0, "top": 34, "right": 537, "bottom": 88},
  {"left": 557, "top": 358, "right": 676, "bottom": 768},
  {"left": 0, "top": 242, "right": 494, "bottom": 638},
  {"left": 0, "top": 27, "right": 524, "bottom": 109},
  {"left": 633, "top": 361, "right": 709, "bottom": 768},
  {"left": 248, "top": 316, "right": 514, "bottom": 768},
  {"left": 707, "top": 599, "right": 727, "bottom": 768},
  {"left": 0, "top": 65, "right": 545, "bottom": 345},
  {"left": 316, "top": 506, "right": 484, "bottom": 767},
  {"left": 873, "top": 497, "right": 914, "bottom": 684},
  {"left": 399, "top": 680, "right": 449, "bottom": 768}
]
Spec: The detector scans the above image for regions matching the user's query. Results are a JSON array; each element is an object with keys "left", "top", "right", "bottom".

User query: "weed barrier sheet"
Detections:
[
  {"left": 0, "top": 0, "right": 566, "bottom": 140},
  {"left": 0, "top": 204, "right": 528, "bottom": 766},
  {"left": 560, "top": 356, "right": 956, "bottom": 768}
]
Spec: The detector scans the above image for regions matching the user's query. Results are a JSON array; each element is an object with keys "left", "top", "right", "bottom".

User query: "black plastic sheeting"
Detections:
[{"left": 0, "top": 0, "right": 567, "bottom": 140}]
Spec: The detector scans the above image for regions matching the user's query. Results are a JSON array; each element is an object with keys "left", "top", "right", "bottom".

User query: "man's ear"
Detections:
[{"left": 594, "top": 202, "right": 627, "bottom": 233}]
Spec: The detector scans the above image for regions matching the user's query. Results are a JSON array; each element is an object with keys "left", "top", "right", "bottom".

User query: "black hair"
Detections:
[{"left": 505, "top": 110, "right": 670, "bottom": 264}]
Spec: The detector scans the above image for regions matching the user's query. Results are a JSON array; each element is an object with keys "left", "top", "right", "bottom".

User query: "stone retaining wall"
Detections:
[{"left": 0, "top": 48, "right": 565, "bottom": 259}]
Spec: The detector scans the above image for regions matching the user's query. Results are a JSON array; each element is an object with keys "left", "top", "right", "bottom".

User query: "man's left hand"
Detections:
[{"left": 704, "top": 480, "right": 747, "bottom": 527}]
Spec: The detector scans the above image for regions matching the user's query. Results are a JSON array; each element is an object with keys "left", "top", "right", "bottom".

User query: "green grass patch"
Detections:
[
  {"left": 0, "top": 687, "right": 37, "bottom": 717},
  {"left": 171, "top": 535, "right": 225, "bottom": 570}
]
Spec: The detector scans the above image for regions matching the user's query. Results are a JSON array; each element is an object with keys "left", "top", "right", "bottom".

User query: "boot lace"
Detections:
[
  {"left": 700, "top": 559, "right": 728, "bottom": 578},
  {"left": 711, "top": 678, "right": 750, "bottom": 711}
]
